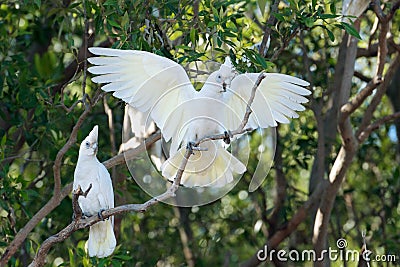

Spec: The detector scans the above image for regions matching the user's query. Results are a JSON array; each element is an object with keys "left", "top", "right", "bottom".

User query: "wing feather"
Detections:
[
  {"left": 224, "top": 73, "right": 310, "bottom": 130},
  {"left": 88, "top": 47, "right": 196, "bottom": 142}
]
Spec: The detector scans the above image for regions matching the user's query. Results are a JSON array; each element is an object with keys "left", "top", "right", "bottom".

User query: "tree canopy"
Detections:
[{"left": 0, "top": 0, "right": 399, "bottom": 266}]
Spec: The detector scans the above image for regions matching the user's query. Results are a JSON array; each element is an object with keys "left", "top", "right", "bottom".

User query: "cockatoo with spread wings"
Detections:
[
  {"left": 88, "top": 48, "right": 310, "bottom": 187},
  {"left": 73, "top": 125, "right": 116, "bottom": 258}
]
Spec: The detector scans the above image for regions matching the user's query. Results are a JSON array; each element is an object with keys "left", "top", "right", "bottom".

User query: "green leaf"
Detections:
[
  {"left": 207, "top": 21, "right": 219, "bottom": 27},
  {"left": 319, "top": 13, "right": 340, "bottom": 19},
  {"left": 190, "top": 28, "right": 196, "bottom": 44},
  {"left": 304, "top": 17, "right": 315, "bottom": 28},
  {"left": 326, "top": 28, "right": 335, "bottom": 41},
  {"left": 273, "top": 12, "right": 285, "bottom": 22},
  {"left": 122, "top": 11, "right": 129, "bottom": 30},
  {"left": 287, "top": 0, "right": 298, "bottom": 10},
  {"left": 222, "top": 30, "right": 236, "bottom": 38},
  {"left": 341, "top": 22, "right": 362, "bottom": 39},
  {"left": 34, "top": 0, "right": 41, "bottom": 8},
  {"left": 254, "top": 53, "right": 268, "bottom": 69},
  {"left": 330, "top": 1, "right": 337, "bottom": 13},
  {"left": 113, "top": 254, "right": 133, "bottom": 261},
  {"left": 258, "top": 0, "right": 267, "bottom": 15},
  {"left": 212, "top": 6, "right": 219, "bottom": 22},
  {"left": 311, "top": 0, "right": 317, "bottom": 12},
  {"left": 107, "top": 19, "right": 122, "bottom": 29},
  {"left": 103, "top": 0, "right": 117, "bottom": 6}
]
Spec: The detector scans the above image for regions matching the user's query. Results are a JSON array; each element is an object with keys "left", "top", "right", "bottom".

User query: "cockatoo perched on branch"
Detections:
[
  {"left": 73, "top": 125, "right": 116, "bottom": 258},
  {"left": 88, "top": 48, "right": 310, "bottom": 187}
]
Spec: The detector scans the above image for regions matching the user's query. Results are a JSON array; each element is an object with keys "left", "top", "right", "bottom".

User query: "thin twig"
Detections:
[
  {"left": 271, "top": 27, "right": 300, "bottom": 61},
  {"left": 340, "top": 76, "right": 382, "bottom": 119},
  {"left": 259, "top": 0, "right": 279, "bottom": 57},
  {"left": 357, "top": 111, "right": 400, "bottom": 142},
  {"left": 356, "top": 53, "right": 400, "bottom": 134}
]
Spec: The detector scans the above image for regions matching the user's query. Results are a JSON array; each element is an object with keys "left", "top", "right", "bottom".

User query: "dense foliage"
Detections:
[{"left": 1, "top": 0, "right": 399, "bottom": 266}]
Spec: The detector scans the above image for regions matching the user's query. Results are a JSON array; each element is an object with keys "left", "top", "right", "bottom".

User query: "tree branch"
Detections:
[
  {"left": 340, "top": 76, "right": 382, "bottom": 119},
  {"left": 313, "top": 24, "right": 360, "bottom": 264},
  {"left": 357, "top": 111, "right": 400, "bottom": 142},
  {"left": 356, "top": 53, "right": 400, "bottom": 135},
  {"left": 28, "top": 72, "right": 268, "bottom": 266},
  {"left": 312, "top": 6, "right": 399, "bottom": 261},
  {"left": 259, "top": 0, "right": 279, "bottom": 57}
]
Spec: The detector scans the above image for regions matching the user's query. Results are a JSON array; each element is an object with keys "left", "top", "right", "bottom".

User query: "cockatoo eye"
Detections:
[
  {"left": 216, "top": 74, "right": 222, "bottom": 83},
  {"left": 85, "top": 141, "right": 90, "bottom": 149}
]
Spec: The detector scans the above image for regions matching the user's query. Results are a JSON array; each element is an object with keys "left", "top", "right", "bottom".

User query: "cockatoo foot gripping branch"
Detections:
[{"left": 72, "top": 184, "right": 92, "bottom": 220}]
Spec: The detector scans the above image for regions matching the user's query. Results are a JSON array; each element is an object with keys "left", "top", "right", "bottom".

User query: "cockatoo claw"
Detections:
[
  {"left": 223, "top": 131, "right": 232, "bottom": 144},
  {"left": 186, "top": 142, "right": 196, "bottom": 155},
  {"left": 97, "top": 209, "right": 106, "bottom": 221}
]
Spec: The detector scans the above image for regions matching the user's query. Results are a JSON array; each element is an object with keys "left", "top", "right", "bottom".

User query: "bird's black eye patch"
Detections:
[{"left": 85, "top": 141, "right": 90, "bottom": 148}]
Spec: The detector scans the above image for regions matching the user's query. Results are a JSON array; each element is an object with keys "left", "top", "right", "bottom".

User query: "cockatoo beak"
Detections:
[
  {"left": 92, "top": 142, "right": 98, "bottom": 155},
  {"left": 222, "top": 82, "right": 227, "bottom": 92}
]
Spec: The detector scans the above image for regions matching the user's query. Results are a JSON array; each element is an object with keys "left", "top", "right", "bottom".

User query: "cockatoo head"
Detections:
[
  {"left": 206, "top": 57, "right": 236, "bottom": 93},
  {"left": 79, "top": 125, "right": 99, "bottom": 157}
]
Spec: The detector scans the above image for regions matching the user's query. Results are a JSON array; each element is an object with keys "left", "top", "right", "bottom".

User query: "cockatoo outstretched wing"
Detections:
[
  {"left": 222, "top": 73, "right": 311, "bottom": 131},
  {"left": 88, "top": 47, "right": 196, "bottom": 144}
]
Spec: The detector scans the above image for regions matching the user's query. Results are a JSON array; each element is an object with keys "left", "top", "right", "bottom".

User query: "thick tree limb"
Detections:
[
  {"left": 312, "top": 28, "right": 360, "bottom": 264},
  {"left": 312, "top": 5, "right": 399, "bottom": 264}
]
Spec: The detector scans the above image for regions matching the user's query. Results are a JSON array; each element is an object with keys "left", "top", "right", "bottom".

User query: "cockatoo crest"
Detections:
[
  {"left": 88, "top": 125, "right": 98, "bottom": 143},
  {"left": 80, "top": 125, "right": 99, "bottom": 156}
]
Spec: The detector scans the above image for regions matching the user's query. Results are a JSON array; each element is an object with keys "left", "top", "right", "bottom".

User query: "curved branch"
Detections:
[{"left": 358, "top": 111, "right": 400, "bottom": 142}]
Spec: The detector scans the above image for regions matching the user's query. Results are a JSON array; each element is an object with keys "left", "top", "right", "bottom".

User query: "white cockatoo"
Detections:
[
  {"left": 73, "top": 125, "right": 116, "bottom": 258},
  {"left": 120, "top": 105, "right": 163, "bottom": 170},
  {"left": 87, "top": 48, "right": 310, "bottom": 187}
]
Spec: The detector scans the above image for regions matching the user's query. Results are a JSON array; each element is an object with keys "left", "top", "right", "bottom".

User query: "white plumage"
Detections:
[
  {"left": 88, "top": 48, "right": 310, "bottom": 187},
  {"left": 73, "top": 125, "right": 116, "bottom": 258}
]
